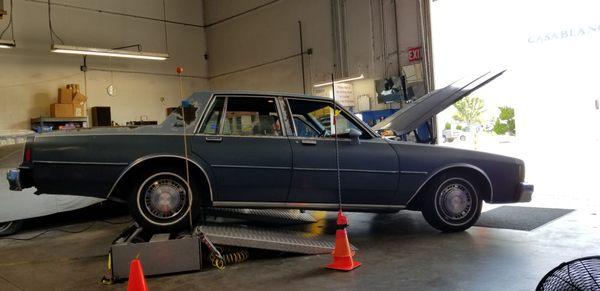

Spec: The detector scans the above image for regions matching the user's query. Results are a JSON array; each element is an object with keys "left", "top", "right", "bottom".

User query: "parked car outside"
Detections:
[{"left": 7, "top": 70, "right": 533, "bottom": 233}]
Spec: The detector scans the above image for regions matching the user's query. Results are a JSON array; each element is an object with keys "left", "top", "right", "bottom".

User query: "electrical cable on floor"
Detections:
[
  {"left": 0, "top": 218, "right": 132, "bottom": 241},
  {"left": 99, "top": 218, "right": 133, "bottom": 225}
]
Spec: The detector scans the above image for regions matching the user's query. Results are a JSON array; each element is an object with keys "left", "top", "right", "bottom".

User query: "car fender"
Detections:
[
  {"left": 105, "top": 154, "right": 215, "bottom": 202},
  {"left": 405, "top": 163, "right": 493, "bottom": 205}
]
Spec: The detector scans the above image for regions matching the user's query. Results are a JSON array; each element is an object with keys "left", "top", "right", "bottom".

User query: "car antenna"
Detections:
[
  {"left": 177, "top": 66, "right": 194, "bottom": 232},
  {"left": 330, "top": 73, "right": 342, "bottom": 212},
  {"left": 325, "top": 72, "right": 361, "bottom": 271}
]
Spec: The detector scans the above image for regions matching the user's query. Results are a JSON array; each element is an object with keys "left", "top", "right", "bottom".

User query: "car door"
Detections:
[
  {"left": 285, "top": 98, "right": 399, "bottom": 206},
  {"left": 192, "top": 95, "right": 292, "bottom": 203}
]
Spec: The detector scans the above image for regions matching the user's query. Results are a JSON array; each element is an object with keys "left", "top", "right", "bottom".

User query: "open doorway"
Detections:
[{"left": 430, "top": 0, "right": 600, "bottom": 210}]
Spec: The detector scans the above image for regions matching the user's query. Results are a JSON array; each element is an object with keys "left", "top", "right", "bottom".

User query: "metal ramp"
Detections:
[
  {"left": 205, "top": 208, "right": 317, "bottom": 224},
  {"left": 199, "top": 224, "right": 356, "bottom": 255}
]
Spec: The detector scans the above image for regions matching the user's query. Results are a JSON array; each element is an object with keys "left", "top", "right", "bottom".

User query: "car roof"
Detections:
[{"left": 203, "top": 91, "right": 334, "bottom": 102}]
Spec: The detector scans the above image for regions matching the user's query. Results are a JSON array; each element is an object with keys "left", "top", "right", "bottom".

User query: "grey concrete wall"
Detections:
[
  {"left": 0, "top": 0, "right": 208, "bottom": 130},
  {"left": 203, "top": 0, "right": 426, "bottom": 108}
]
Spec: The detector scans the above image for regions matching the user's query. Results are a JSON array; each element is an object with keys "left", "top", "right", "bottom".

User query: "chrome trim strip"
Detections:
[
  {"left": 340, "top": 169, "right": 399, "bottom": 174},
  {"left": 404, "top": 163, "right": 494, "bottom": 205},
  {"left": 287, "top": 136, "right": 385, "bottom": 144},
  {"left": 106, "top": 154, "right": 214, "bottom": 202},
  {"left": 196, "top": 134, "right": 289, "bottom": 140},
  {"left": 35, "top": 133, "right": 196, "bottom": 138},
  {"left": 285, "top": 98, "right": 298, "bottom": 136},
  {"left": 212, "top": 164, "right": 291, "bottom": 170},
  {"left": 218, "top": 96, "right": 228, "bottom": 134},
  {"left": 34, "top": 160, "right": 128, "bottom": 166},
  {"left": 400, "top": 170, "right": 428, "bottom": 175},
  {"left": 212, "top": 201, "right": 406, "bottom": 210},
  {"left": 294, "top": 167, "right": 335, "bottom": 172},
  {"left": 294, "top": 167, "right": 398, "bottom": 174},
  {"left": 193, "top": 93, "right": 217, "bottom": 134},
  {"left": 274, "top": 96, "right": 289, "bottom": 136}
]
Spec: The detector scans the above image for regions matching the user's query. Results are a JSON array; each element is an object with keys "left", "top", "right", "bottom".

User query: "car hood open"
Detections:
[{"left": 372, "top": 70, "right": 506, "bottom": 134}]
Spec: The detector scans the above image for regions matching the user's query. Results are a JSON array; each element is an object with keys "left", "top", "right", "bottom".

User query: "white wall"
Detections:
[{"left": 0, "top": 0, "right": 208, "bottom": 130}]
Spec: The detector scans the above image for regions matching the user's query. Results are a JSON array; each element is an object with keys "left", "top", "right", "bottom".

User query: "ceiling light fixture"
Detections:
[
  {"left": 50, "top": 44, "right": 169, "bottom": 60},
  {"left": 313, "top": 74, "right": 365, "bottom": 87},
  {"left": 0, "top": 39, "right": 15, "bottom": 49}
]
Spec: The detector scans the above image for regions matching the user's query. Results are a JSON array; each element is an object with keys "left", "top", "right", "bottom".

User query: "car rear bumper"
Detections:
[
  {"left": 6, "top": 168, "right": 33, "bottom": 191},
  {"left": 517, "top": 182, "right": 534, "bottom": 202}
]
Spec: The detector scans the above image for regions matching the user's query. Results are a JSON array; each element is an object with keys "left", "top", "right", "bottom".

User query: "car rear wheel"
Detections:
[
  {"left": 0, "top": 220, "right": 24, "bottom": 236},
  {"left": 421, "top": 174, "right": 482, "bottom": 232},
  {"left": 129, "top": 168, "right": 200, "bottom": 232}
]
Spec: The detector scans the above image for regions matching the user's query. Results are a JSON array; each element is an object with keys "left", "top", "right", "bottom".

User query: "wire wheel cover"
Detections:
[
  {"left": 144, "top": 178, "right": 187, "bottom": 219},
  {"left": 438, "top": 183, "right": 473, "bottom": 221}
]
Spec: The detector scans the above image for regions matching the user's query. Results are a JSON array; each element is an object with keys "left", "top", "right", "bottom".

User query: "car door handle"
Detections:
[
  {"left": 205, "top": 136, "right": 222, "bottom": 142},
  {"left": 301, "top": 139, "right": 317, "bottom": 145}
]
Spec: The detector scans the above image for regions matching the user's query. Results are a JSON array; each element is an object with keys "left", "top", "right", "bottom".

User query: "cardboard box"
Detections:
[
  {"left": 73, "top": 104, "right": 86, "bottom": 117},
  {"left": 50, "top": 103, "right": 74, "bottom": 118},
  {"left": 72, "top": 92, "right": 88, "bottom": 105},
  {"left": 58, "top": 87, "right": 73, "bottom": 104},
  {"left": 66, "top": 84, "right": 80, "bottom": 94}
]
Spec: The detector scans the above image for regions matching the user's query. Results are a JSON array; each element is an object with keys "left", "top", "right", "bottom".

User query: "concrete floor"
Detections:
[{"left": 0, "top": 204, "right": 598, "bottom": 291}]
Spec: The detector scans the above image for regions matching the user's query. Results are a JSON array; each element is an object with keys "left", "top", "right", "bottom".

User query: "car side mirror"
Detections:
[{"left": 348, "top": 128, "right": 361, "bottom": 145}]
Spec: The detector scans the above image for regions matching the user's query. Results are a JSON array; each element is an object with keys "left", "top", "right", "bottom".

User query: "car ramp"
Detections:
[{"left": 106, "top": 209, "right": 356, "bottom": 282}]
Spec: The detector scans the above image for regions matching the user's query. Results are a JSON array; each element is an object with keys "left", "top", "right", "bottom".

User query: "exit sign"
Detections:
[{"left": 408, "top": 47, "right": 421, "bottom": 62}]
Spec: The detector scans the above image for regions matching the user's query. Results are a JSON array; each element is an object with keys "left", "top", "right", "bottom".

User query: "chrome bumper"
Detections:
[
  {"left": 518, "top": 182, "right": 534, "bottom": 202},
  {"left": 6, "top": 169, "right": 23, "bottom": 191}
]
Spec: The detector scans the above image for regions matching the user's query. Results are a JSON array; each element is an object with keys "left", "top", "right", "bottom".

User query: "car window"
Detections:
[
  {"left": 287, "top": 99, "right": 368, "bottom": 139},
  {"left": 293, "top": 116, "right": 319, "bottom": 137},
  {"left": 199, "top": 97, "right": 225, "bottom": 134},
  {"left": 222, "top": 97, "right": 282, "bottom": 136}
]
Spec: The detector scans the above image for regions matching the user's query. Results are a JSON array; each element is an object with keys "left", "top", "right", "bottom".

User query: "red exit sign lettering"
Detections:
[{"left": 408, "top": 47, "right": 421, "bottom": 62}]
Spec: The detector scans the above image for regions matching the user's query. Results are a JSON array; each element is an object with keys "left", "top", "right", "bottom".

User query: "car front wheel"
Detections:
[
  {"left": 421, "top": 174, "right": 482, "bottom": 232},
  {"left": 129, "top": 169, "right": 200, "bottom": 231}
]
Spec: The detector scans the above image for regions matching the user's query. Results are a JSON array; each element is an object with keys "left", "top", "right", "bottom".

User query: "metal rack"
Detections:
[{"left": 30, "top": 117, "right": 88, "bottom": 132}]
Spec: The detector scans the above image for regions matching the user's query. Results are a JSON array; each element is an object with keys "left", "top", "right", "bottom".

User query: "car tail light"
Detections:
[
  {"left": 23, "top": 136, "right": 34, "bottom": 163},
  {"left": 24, "top": 148, "right": 31, "bottom": 163}
]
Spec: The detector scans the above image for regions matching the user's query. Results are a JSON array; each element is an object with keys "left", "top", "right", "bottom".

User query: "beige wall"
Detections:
[
  {"left": 0, "top": 0, "right": 426, "bottom": 131},
  {"left": 0, "top": 0, "right": 208, "bottom": 130}
]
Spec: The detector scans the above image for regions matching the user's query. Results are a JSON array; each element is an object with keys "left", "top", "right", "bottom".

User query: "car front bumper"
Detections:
[
  {"left": 6, "top": 168, "right": 32, "bottom": 191},
  {"left": 517, "top": 182, "right": 534, "bottom": 202}
]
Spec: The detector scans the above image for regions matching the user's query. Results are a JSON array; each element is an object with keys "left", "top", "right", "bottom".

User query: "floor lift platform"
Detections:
[{"left": 107, "top": 208, "right": 356, "bottom": 281}]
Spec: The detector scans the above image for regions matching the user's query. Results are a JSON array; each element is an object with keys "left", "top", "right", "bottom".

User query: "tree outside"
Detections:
[
  {"left": 452, "top": 96, "right": 485, "bottom": 126},
  {"left": 493, "top": 106, "right": 516, "bottom": 135}
]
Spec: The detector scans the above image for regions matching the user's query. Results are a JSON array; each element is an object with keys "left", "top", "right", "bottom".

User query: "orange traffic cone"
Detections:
[
  {"left": 326, "top": 211, "right": 361, "bottom": 271},
  {"left": 127, "top": 258, "right": 148, "bottom": 291}
]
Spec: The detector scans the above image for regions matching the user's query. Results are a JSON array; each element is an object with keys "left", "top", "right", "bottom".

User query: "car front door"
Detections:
[
  {"left": 192, "top": 95, "right": 292, "bottom": 203},
  {"left": 285, "top": 98, "right": 399, "bottom": 207}
]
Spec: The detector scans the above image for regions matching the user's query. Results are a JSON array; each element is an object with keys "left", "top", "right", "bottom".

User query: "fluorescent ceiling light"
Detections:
[
  {"left": 51, "top": 44, "right": 169, "bottom": 61},
  {"left": 0, "top": 39, "right": 15, "bottom": 49},
  {"left": 313, "top": 74, "right": 365, "bottom": 87}
]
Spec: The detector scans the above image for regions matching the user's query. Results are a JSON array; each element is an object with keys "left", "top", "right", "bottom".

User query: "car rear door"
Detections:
[
  {"left": 192, "top": 95, "right": 292, "bottom": 203},
  {"left": 285, "top": 98, "right": 399, "bottom": 207}
]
